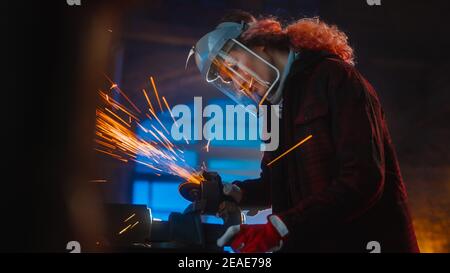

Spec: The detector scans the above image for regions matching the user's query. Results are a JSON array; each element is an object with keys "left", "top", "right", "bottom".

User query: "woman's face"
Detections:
[{"left": 220, "top": 46, "right": 275, "bottom": 98}]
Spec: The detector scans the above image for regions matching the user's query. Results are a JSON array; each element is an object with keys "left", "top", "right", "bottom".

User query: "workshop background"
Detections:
[{"left": 5, "top": 0, "right": 449, "bottom": 252}]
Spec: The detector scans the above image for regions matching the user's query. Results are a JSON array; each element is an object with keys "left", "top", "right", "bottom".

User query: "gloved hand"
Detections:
[
  {"left": 218, "top": 183, "right": 260, "bottom": 220},
  {"left": 222, "top": 183, "right": 242, "bottom": 203},
  {"left": 216, "top": 183, "right": 243, "bottom": 222},
  {"left": 217, "top": 215, "right": 289, "bottom": 253}
]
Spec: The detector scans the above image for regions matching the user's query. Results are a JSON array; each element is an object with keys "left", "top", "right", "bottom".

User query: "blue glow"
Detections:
[
  {"left": 201, "top": 215, "right": 223, "bottom": 224},
  {"left": 208, "top": 139, "right": 260, "bottom": 148},
  {"left": 149, "top": 181, "right": 190, "bottom": 211},
  {"left": 151, "top": 211, "right": 171, "bottom": 221},
  {"left": 132, "top": 180, "right": 192, "bottom": 221},
  {"left": 208, "top": 159, "right": 261, "bottom": 182},
  {"left": 132, "top": 180, "right": 151, "bottom": 207},
  {"left": 181, "top": 150, "right": 198, "bottom": 168},
  {"left": 223, "top": 246, "right": 234, "bottom": 253},
  {"left": 134, "top": 156, "right": 157, "bottom": 174},
  {"left": 208, "top": 159, "right": 260, "bottom": 171}
]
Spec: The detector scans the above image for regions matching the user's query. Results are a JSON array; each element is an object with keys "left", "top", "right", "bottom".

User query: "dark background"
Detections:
[{"left": 4, "top": 0, "right": 450, "bottom": 252}]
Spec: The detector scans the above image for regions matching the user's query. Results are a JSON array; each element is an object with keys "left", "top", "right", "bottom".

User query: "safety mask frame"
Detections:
[{"left": 204, "top": 38, "right": 280, "bottom": 108}]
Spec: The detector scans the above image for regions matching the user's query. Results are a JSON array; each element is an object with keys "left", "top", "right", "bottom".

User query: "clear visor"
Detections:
[{"left": 206, "top": 39, "right": 280, "bottom": 107}]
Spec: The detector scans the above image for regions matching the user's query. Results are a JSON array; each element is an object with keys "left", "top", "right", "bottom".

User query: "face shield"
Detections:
[
  {"left": 188, "top": 22, "right": 280, "bottom": 108},
  {"left": 205, "top": 39, "right": 280, "bottom": 106}
]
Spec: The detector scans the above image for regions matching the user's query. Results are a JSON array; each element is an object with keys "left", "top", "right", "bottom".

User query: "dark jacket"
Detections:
[{"left": 234, "top": 50, "right": 419, "bottom": 253}]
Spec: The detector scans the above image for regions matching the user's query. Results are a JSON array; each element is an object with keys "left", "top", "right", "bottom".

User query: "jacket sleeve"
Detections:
[
  {"left": 278, "top": 60, "right": 386, "bottom": 238},
  {"left": 232, "top": 152, "right": 272, "bottom": 209}
]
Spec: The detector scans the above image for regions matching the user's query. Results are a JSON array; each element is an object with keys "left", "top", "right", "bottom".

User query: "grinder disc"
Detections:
[{"left": 178, "top": 181, "right": 201, "bottom": 202}]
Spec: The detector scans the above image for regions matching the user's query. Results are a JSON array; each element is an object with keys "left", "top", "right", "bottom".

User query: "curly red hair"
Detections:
[{"left": 240, "top": 17, "right": 355, "bottom": 65}]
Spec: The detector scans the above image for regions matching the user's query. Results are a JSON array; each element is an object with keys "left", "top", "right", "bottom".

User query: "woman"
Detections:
[{"left": 189, "top": 10, "right": 419, "bottom": 253}]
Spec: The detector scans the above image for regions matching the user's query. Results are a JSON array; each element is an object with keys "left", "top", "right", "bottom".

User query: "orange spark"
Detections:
[
  {"left": 150, "top": 76, "right": 163, "bottom": 112},
  {"left": 99, "top": 90, "right": 140, "bottom": 121},
  {"left": 162, "top": 96, "right": 178, "bottom": 127},
  {"left": 136, "top": 122, "right": 149, "bottom": 133},
  {"left": 162, "top": 96, "right": 190, "bottom": 145},
  {"left": 259, "top": 89, "right": 270, "bottom": 107},
  {"left": 205, "top": 139, "right": 211, "bottom": 152},
  {"left": 149, "top": 108, "right": 171, "bottom": 136},
  {"left": 95, "top": 139, "right": 116, "bottom": 150},
  {"left": 142, "top": 88, "right": 156, "bottom": 114},
  {"left": 118, "top": 224, "right": 132, "bottom": 235},
  {"left": 124, "top": 213, "right": 136, "bottom": 223},
  {"left": 131, "top": 159, "right": 163, "bottom": 172},
  {"left": 150, "top": 124, "right": 174, "bottom": 148},
  {"left": 162, "top": 96, "right": 189, "bottom": 144},
  {"left": 96, "top": 75, "right": 205, "bottom": 185},
  {"left": 267, "top": 135, "right": 313, "bottom": 166},
  {"left": 104, "top": 74, "right": 142, "bottom": 114},
  {"left": 104, "top": 108, "right": 131, "bottom": 128},
  {"left": 130, "top": 221, "right": 139, "bottom": 229},
  {"left": 96, "top": 108, "right": 202, "bottom": 183}
]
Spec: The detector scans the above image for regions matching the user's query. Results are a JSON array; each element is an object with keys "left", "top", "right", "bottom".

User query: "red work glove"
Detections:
[{"left": 217, "top": 215, "right": 289, "bottom": 253}]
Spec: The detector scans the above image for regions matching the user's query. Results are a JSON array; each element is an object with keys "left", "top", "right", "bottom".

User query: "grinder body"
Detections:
[{"left": 179, "top": 171, "right": 243, "bottom": 228}]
